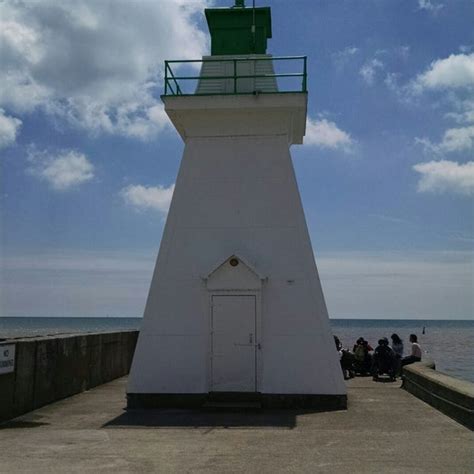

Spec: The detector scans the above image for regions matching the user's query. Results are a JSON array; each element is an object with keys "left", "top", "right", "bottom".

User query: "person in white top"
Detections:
[{"left": 401, "top": 334, "right": 422, "bottom": 369}]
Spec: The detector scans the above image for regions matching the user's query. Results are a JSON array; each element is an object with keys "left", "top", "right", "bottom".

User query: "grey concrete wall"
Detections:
[
  {"left": 0, "top": 331, "right": 138, "bottom": 423},
  {"left": 402, "top": 361, "right": 474, "bottom": 430}
]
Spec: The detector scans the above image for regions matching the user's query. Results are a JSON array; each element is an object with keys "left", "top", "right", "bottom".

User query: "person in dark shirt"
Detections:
[
  {"left": 372, "top": 337, "right": 396, "bottom": 381},
  {"left": 391, "top": 333, "right": 404, "bottom": 376},
  {"left": 353, "top": 337, "right": 373, "bottom": 375}
]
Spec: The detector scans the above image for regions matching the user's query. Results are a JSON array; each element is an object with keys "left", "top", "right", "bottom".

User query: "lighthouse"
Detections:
[{"left": 127, "top": 1, "right": 347, "bottom": 409}]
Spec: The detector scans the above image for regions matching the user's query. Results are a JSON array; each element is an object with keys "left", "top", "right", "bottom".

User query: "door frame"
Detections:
[{"left": 208, "top": 290, "right": 262, "bottom": 393}]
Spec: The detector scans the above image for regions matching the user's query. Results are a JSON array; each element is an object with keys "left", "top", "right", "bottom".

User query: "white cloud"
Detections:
[
  {"left": 121, "top": 184, "right": 175, "bottom": 214},
  {"left": 445, "top": 99, "right": 474, "bottom": 124},
  {"left": 384, "top": 72, "right": 400, "bottom": 93},
  {"left": 305, "top": 117, "right": 354, "bottom": 151},
  {"left": 319, "top": 250, "right": 472, "bottom": 319},
  {"left": 28, "top": 148, "right": 95, "bottom": 191},
  {"left": 413, "top": 160, "right": 474, "bottom": 196},
  {"left": 332, "top": 46, "right": 359, "bottom": 69},
  {"left": 436, "top": 126, "right": 474, "bottom": 152},
  {"left": 1, "top": 250, "right": 155, "bottom": 318},
  {"left": 397, "top": 45, "right": 411, "bottom": 59},
  {"left": 417, "top": 0, "right": 444, "bottom": 13},
  {"left": 411, "top": 53, "right": 474, "bottom": 157},
  {"left": 0, "top": 0, "right": 209, "bottom": 139},
  {"left": 2, "top": 249, "right": 472, "bottom": 318},
  {"left": 359, "top": 58, "right": 384, "bottom": 85},
  {"left": 417, "top": 125, "right": 474, "bottom": 154},
  {"left": 0, "top": 109, "right": 22, "bottom": 150},
  {"left": 413, "top": 53, "right": 474, "bottom": 91},
  {"left": 459, "top": 45, "right": 473, "bottom": 54},
  {"left": 369, "top": 214, "right": 413, "bottom": 225}
]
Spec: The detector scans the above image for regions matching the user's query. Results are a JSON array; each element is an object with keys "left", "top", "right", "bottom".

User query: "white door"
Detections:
[{"left": 211, "top": 295, "right": 257, "bottom": 392}]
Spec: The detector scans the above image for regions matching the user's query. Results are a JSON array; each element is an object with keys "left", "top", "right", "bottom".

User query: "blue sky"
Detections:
[{"left": 1, "top": 0, "right": 473, "bottom": 319}]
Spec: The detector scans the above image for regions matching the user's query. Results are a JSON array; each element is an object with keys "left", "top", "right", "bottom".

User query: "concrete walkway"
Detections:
[{"left": 1, "top": 377, "right": 472, "bottom": 473}]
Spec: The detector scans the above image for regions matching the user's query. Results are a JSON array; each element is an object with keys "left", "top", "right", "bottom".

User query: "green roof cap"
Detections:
[{"left": 205, "top": 2, "right": 272, "bottom": 56}]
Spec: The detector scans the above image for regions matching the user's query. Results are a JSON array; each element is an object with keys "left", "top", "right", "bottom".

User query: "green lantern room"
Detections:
[
  {"left": 205, "top": 1, "right": 272, "bottom": 56},
  {"left": 163, "top": 1, "right": 307, "bottom": 96}
]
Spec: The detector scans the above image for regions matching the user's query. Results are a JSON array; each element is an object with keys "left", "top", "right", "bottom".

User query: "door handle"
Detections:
[
  {"left": 234, "top": 342, "right": 261, "bottom": 349},
  {"left": 232, "top": 333, "right": 259, "bottom": 348}
]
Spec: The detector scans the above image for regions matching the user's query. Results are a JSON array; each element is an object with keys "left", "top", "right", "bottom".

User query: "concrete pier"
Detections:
[
  {"left": 403, "top": 361, "right": 474, "bottom": 429},
  {"left": 0, "top": 331, "right": 138, "bottom": 422},
  {"left": 1, "top": 376, "right": 472, "bottom": 473}
]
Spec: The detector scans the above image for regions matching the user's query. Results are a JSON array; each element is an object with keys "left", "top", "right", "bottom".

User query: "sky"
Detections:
[{"left": 1, "top": 0, "right": 473, "bottom": 319}]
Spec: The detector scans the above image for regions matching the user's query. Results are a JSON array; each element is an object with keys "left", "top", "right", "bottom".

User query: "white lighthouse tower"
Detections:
[{"left": 127, "top": 1, "right": 346, "bottom": 409}]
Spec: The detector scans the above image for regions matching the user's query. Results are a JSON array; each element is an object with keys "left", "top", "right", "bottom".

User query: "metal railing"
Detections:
[{"left": 163, "top": 56, "right": 307, "bottom": 96}]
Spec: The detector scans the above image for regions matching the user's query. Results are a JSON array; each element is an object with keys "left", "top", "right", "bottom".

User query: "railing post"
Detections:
[
  {"left": 233, "top": 58, "right": 237, "bottom": 94},
  {"left": 163, "top": 56, "right": 308, "bottom": 96},
  {"left": 302, "top": 56, "right": 307, "bottom": 92}
]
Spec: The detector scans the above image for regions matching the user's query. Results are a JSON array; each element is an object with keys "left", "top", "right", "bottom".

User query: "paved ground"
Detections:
[{"left": 1, "top": 377, "right": 472, "bottom": 473}]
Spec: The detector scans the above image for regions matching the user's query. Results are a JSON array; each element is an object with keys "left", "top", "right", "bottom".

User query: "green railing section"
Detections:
[{"left": 163, "top": 56, "right": 307, "bottom": 96}]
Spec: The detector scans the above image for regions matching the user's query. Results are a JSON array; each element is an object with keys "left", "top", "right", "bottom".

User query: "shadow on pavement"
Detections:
[
  {"left": 103, "top": 408, "right": 299, "bottom": 429},
  {"left": 0, "top": 420, "right": 50, "bottom": 429},
  {"left": 373, "top": 377, "right": 400, "bottom": 384}
]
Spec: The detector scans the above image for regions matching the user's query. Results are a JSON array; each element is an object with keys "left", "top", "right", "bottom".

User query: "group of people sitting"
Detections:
[{"left": 334, "top": 333, "right": 422, "bottom": 381}]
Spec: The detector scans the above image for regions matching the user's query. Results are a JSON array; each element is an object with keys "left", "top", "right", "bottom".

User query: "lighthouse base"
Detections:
[{"left": 127, "top": 392, "right": 347, "bottom": 411}]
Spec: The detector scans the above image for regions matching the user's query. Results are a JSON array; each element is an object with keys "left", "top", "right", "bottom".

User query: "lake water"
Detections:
[{"left": 1, "top": 317, "right": 473, "bottom": 383}]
